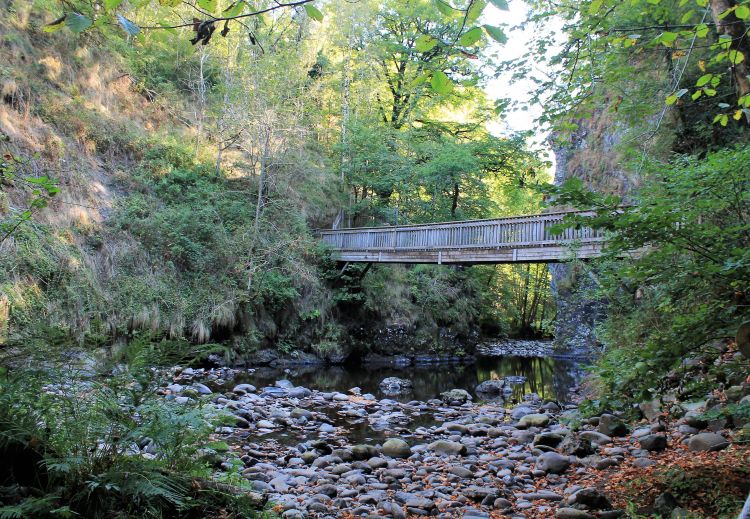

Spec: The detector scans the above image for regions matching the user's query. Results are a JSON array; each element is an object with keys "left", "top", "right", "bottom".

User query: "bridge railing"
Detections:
[{"left": 318, "top": 210, "right": 605, "bottom": 251}]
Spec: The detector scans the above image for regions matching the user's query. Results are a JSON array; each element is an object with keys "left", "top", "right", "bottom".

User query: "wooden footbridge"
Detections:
[{"left": 319, "top": 210, "right": 605, "bottom": 264}]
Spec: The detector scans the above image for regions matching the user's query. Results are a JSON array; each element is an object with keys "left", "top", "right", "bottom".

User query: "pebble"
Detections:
[{"left": 156, "top": 365, "right": 729, "bottom": 519}]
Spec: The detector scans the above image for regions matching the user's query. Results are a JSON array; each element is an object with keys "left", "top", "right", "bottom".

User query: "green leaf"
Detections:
[
  {"left": 483, "top": 24, "right": 507, "bottom": 44},
  {"left": 431, "top": 70, "right": 454, "bottom": 95},
  {"left": 117, "top": 14, "right": 140, "bottom": 35},
  {"left": 43, "top": 15, "right": 67, "bottom": 33},
  {"left": 466, "top": 0, "right": 487, "bottom": 24},
  {"left": 658, "top": 31, "right": 677, "bottom": 47},
  {"left": 459, "top": 27, "right": 483, "bottom": 46},
  {"left": 589, "top": 0, "right": 603, "bottom": 14},
  {"left": 409, "top": 73, "right": 429, "bottom": 89},
  {"left": 728, "top": 49, "right": 745, "bottom": 64},
  {"left": 304, "top": 4, "right": 324, "bottom": 22},
  {"left": 415, "top": 34, "right": 438, "bottom": 52},
  {"left": 159, "top": 0, "right": 182, "bottom": 6},
  {"left": 736, "top": 5, "right": 750, "bottom": 19},
  {"left": 196, "top": 0, "right": 217, "bottom": 12},
  {"left": 434, "top": 0, "right": 455, "bottom": 16},
  {"left": 695, "top": 0, "right": 708, "bottom": 6},
  {"left": 695, "top": 23, "right": 709, "bottom": 38},
  {"left": 66, "top": 12, "right": 92, "bottom": 33},
  {"left": 717, "top": 6, "right": 733, "bottom": 19},
  {"left": 104, "top": 0, "right": 124, "bottom": 9},
  {"left": 489, "top": 0, "right": 509, "bottom": 10},
  {"left": 663, "top": 87, "right": 686, "bottom": 105},
  {"left": 680, "top": 9, "right": 694, "bottom": 23},
  {"left": 691, "top": 90, "right": 702, "bottom": 100},
  {"left": 696, "top": 73, "right": 713, "bottom": 87},
  {"left": 223, "top": 1, "right": 246, "bottom": 17}
]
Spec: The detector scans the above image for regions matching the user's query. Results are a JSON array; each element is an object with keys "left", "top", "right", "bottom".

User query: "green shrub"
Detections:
[
  {"left": 0, "top": 342, "right": 264, "bottom": 518},
  {"left": 549, "top": 144, "right": 750, "bottom": 406}
]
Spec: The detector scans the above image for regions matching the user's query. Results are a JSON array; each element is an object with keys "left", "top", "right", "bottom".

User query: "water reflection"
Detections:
[{"left": 234, "top": 354, "right": 586, "bottom": 405}]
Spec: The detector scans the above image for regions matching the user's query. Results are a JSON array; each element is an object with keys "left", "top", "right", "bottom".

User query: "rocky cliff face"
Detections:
[{"left": 549, "top": 105, "right": 642, "bottom": 356}]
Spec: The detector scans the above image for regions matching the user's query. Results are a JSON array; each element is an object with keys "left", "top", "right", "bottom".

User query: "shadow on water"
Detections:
[{"left": 235, "top": 353, "right": 588, "bottom": 406}]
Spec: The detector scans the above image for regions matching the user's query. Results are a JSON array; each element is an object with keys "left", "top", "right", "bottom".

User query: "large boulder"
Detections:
[
  {"left": 560, "top": 434, "right": 596, "bottom": 457},
  {"left": 579, "top": 430, "right": 613, "bottom": 445},
  {"left": 475, "top": 379, "right": 506, "bottom": 396},
  {"left": 441, "top": 389, "right": 472, "bottom": 406},
  {"left": 566, "top": 488, "right": 611, "bottom": 510},
  {"left": 517, "top": 413, "right": 550, "bottom": 429},
  {"left": 534, "top": 432, "right": 564, "bottom": 448},
  {"left": 191, "top": 383, "right": 212, "bottom": 395},
  {"left": 232, "top": 383, "right": 256, "bottom": 395},
  {"left": 687, "top": 432, "right": 729, "bottom": 452},
  {"left": 639, "top": 434, "right": 668, "bottom": 452},
  {"left": 598, "top": 414, "right": 628, "bottom": 437},
  {"left": 536, "top": 452, "right": 571, "bottom": 474},
  {"left": 382, "top": 438, "right": 412, "bottom": 458},
  {"left": 352, "top": 444, "right": 379, "bottom": 460},
  {"left": 428, "top": 440, "right": 467, "bottom": 456},
  {"left": 682, "top": 411, "right": 708, "bottom": 429},
  {"left": 510, "top": 405, "right": 536, "bottom": 420},
  {"left": 379, "top": 377, "right": 413, "bottom": 395}
]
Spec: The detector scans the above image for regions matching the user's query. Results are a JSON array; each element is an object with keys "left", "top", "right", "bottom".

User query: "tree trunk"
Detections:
[
  {"left": 451, "top": 183, "right": 459, "bottom": 217},
  {"left": 254, "top": 128, "right": 270, "bottom": 234},
  {"left": 194, "top": 47, "right": 209, "bottom": 153},
  {"left": 337, "top": 30, "right": 353, "bottom": 229},
  {"left": 520, "top": 263, "right": 531, "bottom": 334}
]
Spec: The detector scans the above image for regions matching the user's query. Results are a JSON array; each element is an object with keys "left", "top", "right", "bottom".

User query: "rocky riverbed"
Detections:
[{"left": 156, "top": 366, "right": 749, "bottom": 518}]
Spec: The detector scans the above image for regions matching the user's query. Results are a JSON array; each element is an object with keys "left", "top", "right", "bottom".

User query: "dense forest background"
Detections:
[{"left": 1, "top": 0, "right": 554, "bottom": 365}]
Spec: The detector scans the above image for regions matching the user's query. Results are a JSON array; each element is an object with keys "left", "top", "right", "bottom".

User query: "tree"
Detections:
[{"left": 519, "top": 0, "right": 750, "bottom": 136}]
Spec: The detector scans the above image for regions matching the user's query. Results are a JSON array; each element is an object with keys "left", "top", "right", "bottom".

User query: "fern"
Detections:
[{"left": 0, "top": 495, "right": 62, "bottom": 519}]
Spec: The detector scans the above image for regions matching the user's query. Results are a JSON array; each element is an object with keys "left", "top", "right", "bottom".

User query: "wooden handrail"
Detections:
[
  {"left": 318, "top": 209, "right": 597, "bottom": 234},
  {"left": 318, "top": 210, "right": 605, "bottom": 253}
]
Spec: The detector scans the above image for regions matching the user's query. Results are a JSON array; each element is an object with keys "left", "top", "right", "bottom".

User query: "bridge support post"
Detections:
[{"left": 438, "top": 251, "right": 442, "bottom": 265}]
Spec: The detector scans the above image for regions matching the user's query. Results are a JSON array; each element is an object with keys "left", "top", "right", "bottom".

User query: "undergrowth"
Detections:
[{"left": 0, "top": 340, "right": 268, "bottom": 518}]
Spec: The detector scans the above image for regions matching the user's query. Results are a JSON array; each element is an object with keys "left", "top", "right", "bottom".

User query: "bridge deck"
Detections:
[{"left": 318, "top": 210, "right": 605, "bottom": 264}]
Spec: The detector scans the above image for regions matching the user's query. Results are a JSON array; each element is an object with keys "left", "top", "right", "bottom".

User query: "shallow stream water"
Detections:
[
  {"left": 214, "top": 347, "right": 587, "bottom": 445},
  {"left": 232, "top": 354, "right": 585, "bottom": 404}
]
